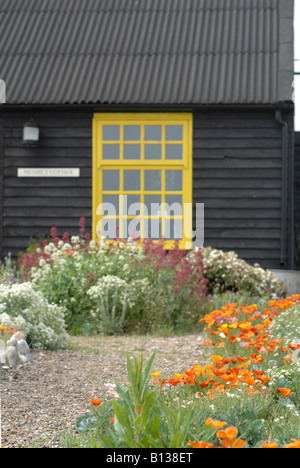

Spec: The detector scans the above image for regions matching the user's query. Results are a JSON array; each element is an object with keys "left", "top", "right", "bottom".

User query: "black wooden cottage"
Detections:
[{"left": 0, "top": 0, "right": 295, "bottom": 270}]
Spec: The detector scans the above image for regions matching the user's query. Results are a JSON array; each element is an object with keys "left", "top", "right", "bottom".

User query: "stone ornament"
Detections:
[{"left": 0, "top": 331, "right": 32, "bottom": 369}]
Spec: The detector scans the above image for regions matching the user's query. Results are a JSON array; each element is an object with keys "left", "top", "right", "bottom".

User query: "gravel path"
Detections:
[{"left": 0, "top": 333, "right": 206, "bottom": 448}]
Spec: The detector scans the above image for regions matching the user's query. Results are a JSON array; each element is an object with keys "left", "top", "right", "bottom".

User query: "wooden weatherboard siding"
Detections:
[
  {"left": 192, "top": 110, "right": 292, "bottom": 270},
  {"left": 294, "top": 132, "right": 300, "bottom": 268},
  {"left": 2, "top": 111, "right": 93, "bottom": 258},
  {"left": 0, "top": 108, "right": 293, "bottom": 270},
  {"left": 0, "top": 117, "right": 4, "bottom": 259}
]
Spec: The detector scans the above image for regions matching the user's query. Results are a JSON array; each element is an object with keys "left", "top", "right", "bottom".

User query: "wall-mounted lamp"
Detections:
[{"left": 23, "top": 119, "right": 39, "bottom": 145}]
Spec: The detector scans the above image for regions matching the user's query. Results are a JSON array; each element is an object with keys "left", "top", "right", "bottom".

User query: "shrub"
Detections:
[
  {"left": 0, "top": 253, "right": 17, "bottom": 285},
  {"left": 17, "top": 219, "right": 208, "bottom": 335},
  {"left": 0, "top": 282, "right": 68, "bottom": 350},
  {"left": 195, "top": 246, "right": 286, "bottom": 297}
]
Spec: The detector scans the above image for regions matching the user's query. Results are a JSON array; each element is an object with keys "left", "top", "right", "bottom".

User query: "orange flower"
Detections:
[
  {"left": 220, "top": 438, "right": 247, "bottom": 448},
  {"left": 187, "top": 441, "right": 216, "bottom": 448},
  {"left": 276, "top": 388, "right": 294, "bottom": 397},
  {"left": 205, "top": 418, "right": 227, "bottom": 429},
  {"left": 90, "top": 399, "right": 102, "bottom": 406},
  {"left": 262, "top": 442, "right": 279, "bottom": 448},
  {"left": 217, "top": 427, "right": 247, "bottom": 448},
  {"left": 216, "top": 426, "right": 238, "bottom": 440},
  {"left": 284, "top": 438, "right": 300, "bottom": 448}
]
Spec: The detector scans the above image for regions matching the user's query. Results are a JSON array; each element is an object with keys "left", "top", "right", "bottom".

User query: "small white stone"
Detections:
[
  {"left": 6, "top": 346, "right": 17, "bottom": 369},
  {"left": 14, "top": 331, "right": 26, "bottom": 341},
  {"left": 17, "top": 339, "right": 32, "bottom": 363},
  {"left": 6, "top": 337, "right": 17, "bottom": 347}
]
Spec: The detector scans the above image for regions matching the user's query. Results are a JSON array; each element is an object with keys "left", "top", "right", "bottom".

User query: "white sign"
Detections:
[{"left": 17, "top": 168, "right": 80, "bottom": 177}]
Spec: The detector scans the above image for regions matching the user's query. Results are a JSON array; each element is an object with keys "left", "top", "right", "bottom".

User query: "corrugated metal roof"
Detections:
[{"left": 0, "top": 0, "right": 294, "bottom": 105}]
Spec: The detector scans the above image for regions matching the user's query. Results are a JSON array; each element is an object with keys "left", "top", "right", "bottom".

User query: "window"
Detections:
[{"left": 93, "top": 113, "right": 193, "bottom": 249}]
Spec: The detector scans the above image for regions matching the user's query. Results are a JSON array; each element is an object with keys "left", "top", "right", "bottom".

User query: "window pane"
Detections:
[
  {"left": 165, "top": 195, "right": 183, "bottom": 216},
  {"left": 126, "top": 195, "right": 141, "bottom": 216},
  {"left": 124, "top": 170, "right": 141, "bottom": 191},
  {"left": 165, "top": 219, "right": 182, "bottom": 240},
  {"left": 99, "top": 219, "right": 119, "bottom": 239},
  {"left": 124, "top": 125, "right": 141, "bottom": 141},
  {"left": 102, "top": 170, "right": 120, "bottom": 191},
  {"left": 127, "top": 220, "right": 141, "bottom": 240},
  {"left": 144, "top": 144, "right": 161, "bottom": 160},
  {"left": 165, "top": 170, "right": 183, "bottom": 191},
  {"left": 144, "top": 195, "right": 161, "bottom": 216},
  {"left": 165, "top": 144, "right": 183, "bottom": 160},
  {"left": 165, "top": 125, "right": 183, "bottom": 141},
  {"left": 103, "top": 125, "right": 120, "bottom": 141},
  {"left": 144, "top": 218, "right": 161, "bottom": 239},
  {"left": 144, "top": 170, "right": 161, "bottom": 191},
  {"left": 144, "top": 125, "right": 162, "bottom": 141},
  {"left": 102, "top": 194, "right": 119, "bottom": 215},
  {"left": 103, "top": 144, "right": 120, "bottom": 159},
  {"left": 124, "top": 144, "right": 141, "bottom": 160}
]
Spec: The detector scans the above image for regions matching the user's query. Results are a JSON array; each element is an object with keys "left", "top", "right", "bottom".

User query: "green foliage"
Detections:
[
  {"left": 197, "top": 246, "right": 286, "bottom": 297},
  {"left": 0, "top": 253, "right": 16, "bottom": 284},
  {"left": 17, "top": 227, "right": 208, "bottom": 335},
  {"left": 0, "top": 281, "right": 68, "bottom": 350},
  {"left": 72, "top": 352, "right": 221, "bottom": 448}
]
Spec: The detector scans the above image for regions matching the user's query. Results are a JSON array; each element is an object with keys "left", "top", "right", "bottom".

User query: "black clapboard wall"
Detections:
[
  {"left": 294, "top": 132, "right": 300, "bottom": 269},
  {"left": 0, "top": 108, "right": 293, "bottom": 270},
  {"left": 193, "top": 109, "right": 293, "bottom": 270},
  {"left": 2, "top": 111, "right": 93, "bottom": 258}
]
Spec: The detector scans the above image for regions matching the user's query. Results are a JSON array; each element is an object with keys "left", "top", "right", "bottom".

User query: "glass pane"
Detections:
[
  {"left": 165, "top": 218, "right": 182, "bottom": 240},
  {"left": 165, "top": 170, "right": 183, "bottom": 191},
  {"left": 99, "top": 219, "right": 119, "bottom": 239},
  {"left": 126, "top": 195, "right": 141, "bottom": 216},
  {"left": 124, "top": 170, "right": 141, "bottom": 191},
  {"left": 102, "top": 195, "right": 119, "bottom": 215},
  {"left": 144, "top": 170, "right": 161, "bottom": 191},
  {"left": 144, "top": 144, "right": 161, "bottom": 160},
  {"left": 102, "top": 170, "right": 120, "bottom": 191},
  {"left": 124, "top": 144, "right": 141, "bottom": 160},
  {"left": 165, "top": 195, "right": 183, "bottom": 216},
  {"left": 165, "top": 125, "right": 183, "bottom": 141},
  {"left": 124, "top": 125, "right": 141, "bottom": 141},
  {"left": 103, "top": 125, "right": 120, "bottom": 141},
  {"left": 127, "top": 220, "right": 141, "bottom": 240},
  {"left": 144, "top": 218, "right": 161, "bottom": 239},
  {"left": 144, "top": 195, "right": 161, "bottom": 216},
  {"left": 144, "top": 125, "right": 162, "bottom": 141},
  {"left": 165, "top": 144, "right": 183, "bottom": 160},
  {"left": 103, "top": 144, "right": 120, "bottom": 159}
]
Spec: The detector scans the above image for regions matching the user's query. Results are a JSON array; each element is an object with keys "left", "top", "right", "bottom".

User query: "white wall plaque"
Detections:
[{"left": 18, "top": 168, "right": 80, "bottom": 177}]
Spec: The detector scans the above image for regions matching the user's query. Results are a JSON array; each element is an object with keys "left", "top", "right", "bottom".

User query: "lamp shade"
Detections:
[{"left": 23, "top": 119, "right": 39, "bottom": 144}]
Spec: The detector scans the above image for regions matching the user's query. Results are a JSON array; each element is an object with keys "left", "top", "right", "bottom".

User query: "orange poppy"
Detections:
[
  {"left": 276, "top": 388, "right": 294, "bottom": 397},
  {"left": 284, "top": 439, "right": 300, "bottom": 448},
  {"left": 187, "top": 441, "right": 216, "bottom": 448},
  {"left": 205, "top": 418, "right": 227, "bottom": 429},
  {"left": 220, "top": 438, "right": 247, "bottom": 448},
  {"left": 262, "top": 442, "right": 279, "bottom": 448},
  {"left": 90, "top": 399, "right": 102, "bottom": 407},
  {"left": 216, "top": 426, "right": 238, "bottom": 440},
  {"left": 217, "top": 426, "right": 247, "bottom": 448}
]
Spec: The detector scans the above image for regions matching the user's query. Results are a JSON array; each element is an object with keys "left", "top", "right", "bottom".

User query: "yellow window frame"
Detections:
[{"left": 92, "top": 113, "right": 193, "bottom": 249}]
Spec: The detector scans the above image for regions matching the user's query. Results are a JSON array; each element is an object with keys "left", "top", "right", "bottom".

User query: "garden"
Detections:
[{"left": 0, "top": 217, "right": 300, "bottom": 449}]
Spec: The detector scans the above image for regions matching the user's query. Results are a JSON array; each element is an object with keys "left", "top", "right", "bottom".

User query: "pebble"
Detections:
[{"left": 1, "top": 333, "right": 205, "bottom": 448}]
